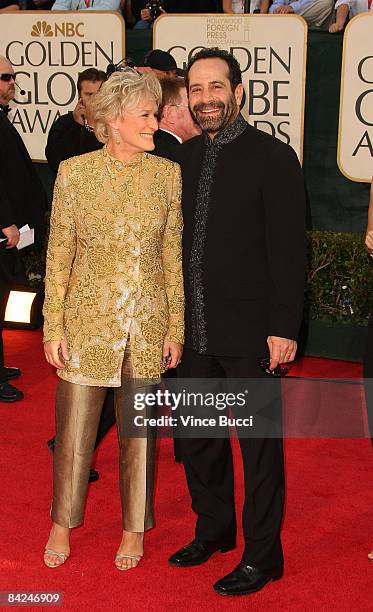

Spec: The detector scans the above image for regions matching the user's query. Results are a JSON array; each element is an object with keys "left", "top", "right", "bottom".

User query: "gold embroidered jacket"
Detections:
[{"left": 43, "top": 146, "right": 184, "bottom": 386}]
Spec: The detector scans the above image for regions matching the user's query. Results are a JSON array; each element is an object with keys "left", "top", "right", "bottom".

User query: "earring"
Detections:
[{"left": 114, "top": 129, "right": 120, "bottom": 144}]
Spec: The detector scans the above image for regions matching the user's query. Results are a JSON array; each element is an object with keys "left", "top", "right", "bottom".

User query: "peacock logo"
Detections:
[{"left": 31, "top": 21, "right": 53, "bottom": 37}]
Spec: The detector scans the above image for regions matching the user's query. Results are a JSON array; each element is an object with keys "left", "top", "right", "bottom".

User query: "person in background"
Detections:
[
  {"left": 45, "top": 68, "right": 106, "bottom": 174},
  {"left": 222, "top": 0, "right": 263, "bottom": 12},
  {"left": 329, "top": 0, "right": 372, "bottom": 33},
  {"left": 0, "top": 55, "right": 46, "bottom": 403},
  {"left": 152, "top": 77, "right": 201, "bottom": 161},
  {"left": 51, "top": 0, "right": 121, "bottom": 11},
  {"left": 42, "top": 68, "right": 184, "bottom": 571},
  {"left": 268, "top": 0, "right": 334, "bottom": 29},
  {"left": 143, "top": 49, "right": 183, "bottom": 80},
  {"left": 363, "top": 177, "right": 373, "bottom": 562}
]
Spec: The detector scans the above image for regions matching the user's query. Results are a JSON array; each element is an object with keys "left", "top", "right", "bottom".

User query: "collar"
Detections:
[
  {"left": 159, "top": 128, "right": 183, "bottom": 144},
  {"left": 0, "top": 104, "right": 10, "bottom": 117},
  {"left": 203, "top": 113, "right": 247, "bottom": 148},
  {"left": 102, "top": 145, "right": 144, "bottom": 172}
]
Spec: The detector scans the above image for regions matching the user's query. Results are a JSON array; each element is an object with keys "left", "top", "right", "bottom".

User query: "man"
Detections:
[
  {"left": 329, "top": 0, "right": 372, "bottom": 33},
  {"left": 153, "top": 77, "right": 201, "bottom": 161},
  {"left": 137, "top": 0, "right": 219, "bottom": 26},
  {"left": 168, "top": 48, "right": 306, "bottom": 596},
  {"left": 45, "top": 68, "right": 106, "bottom": 173},
  {"left": 268, "top": 0, "right": 334, "bottom": 30},
  {"left": 0, "top": 56, "right": 46, "bottom": 402},
  {"left": 143, "top": 49, "right": 183, "bottom": 80}
]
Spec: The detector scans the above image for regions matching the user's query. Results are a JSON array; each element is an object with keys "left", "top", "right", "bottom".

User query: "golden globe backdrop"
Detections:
[
  {"left": 338, "top": 12, "right": 373, "bottom": 183},
  {"left": 0, "top": 11, "right": 125, "bottom": 161},
  {"left": 154, "top": 13, "right": 307, "bottom": 163}
]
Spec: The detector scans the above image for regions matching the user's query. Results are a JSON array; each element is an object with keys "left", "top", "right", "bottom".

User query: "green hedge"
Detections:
[
  {"left": 21, "top": 230, "right": 373, "bottom": 325},
  {"left": 306, "top": 231, "right": 373, "bottom": 325}
]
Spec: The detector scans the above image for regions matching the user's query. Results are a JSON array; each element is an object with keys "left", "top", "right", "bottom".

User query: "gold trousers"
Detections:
[{"left": 51, "top": 344, "right": 156, "bottom": 531}]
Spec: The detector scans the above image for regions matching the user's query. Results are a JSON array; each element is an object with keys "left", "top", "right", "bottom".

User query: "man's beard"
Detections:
[{"left": 191, "top": 94, "right": 238, "bottom": 135}]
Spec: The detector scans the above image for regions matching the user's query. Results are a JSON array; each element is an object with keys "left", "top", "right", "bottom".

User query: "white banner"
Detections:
[
  {"left": 0, "top": 11, "right": 125, "bottom": 161},
  {"left": 338, "top": 12, "right": 373, "bottom": 183},
  {"left": 154, "top": 14, "right": 307, "bottom": 163}
]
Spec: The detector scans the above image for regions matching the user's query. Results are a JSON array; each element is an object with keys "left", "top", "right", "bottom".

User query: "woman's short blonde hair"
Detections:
[{"left": 90, "top": 68, "right": 162, "bottom": 144}]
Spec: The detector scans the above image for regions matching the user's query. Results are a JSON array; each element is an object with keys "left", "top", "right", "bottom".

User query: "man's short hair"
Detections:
[
  {"left": 77, "top": 68, "right": 107, "bottom": 94},
  {"left": 185, "top": 48, "right": 242, "bottom": 93},
  {"left": 158, "top": 77, "right": 185, "bottom": 119}
]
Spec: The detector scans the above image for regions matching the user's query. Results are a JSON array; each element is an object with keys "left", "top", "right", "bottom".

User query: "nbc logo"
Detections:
[
  {"left": 31, "top": 21, "right": 53, "bottom": 37},
  {"left": 30, "top": 20, "right": 84, "bottom": 37}
]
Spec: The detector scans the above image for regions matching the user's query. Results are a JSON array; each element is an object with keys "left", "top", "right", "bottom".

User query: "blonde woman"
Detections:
[{"left": 42, "top": 68, "right": 184, "bottom": 571}]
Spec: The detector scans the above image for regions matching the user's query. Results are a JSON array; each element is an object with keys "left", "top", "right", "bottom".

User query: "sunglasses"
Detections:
[{"left": 0, "top": 73, "right": 16, "bottom": 82}]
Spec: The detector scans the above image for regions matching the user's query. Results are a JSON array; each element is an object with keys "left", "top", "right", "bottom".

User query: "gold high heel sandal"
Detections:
[
  {"left": 44, "top": 549, "right": 70, "bottom": 568},
  {"left": 115, "top": 553, "right": 142, "bottom": 571}
]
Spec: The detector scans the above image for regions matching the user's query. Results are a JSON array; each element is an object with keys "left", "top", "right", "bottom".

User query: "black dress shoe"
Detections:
[
  {"left": 168, "top": 538, "right": 235, "bottom": 567},
  {"left": 4, "top": 366, "right": 21, "bottom": 380},
  {"left": 47, "top": 437, "right": 99, "bottom": 483},
  {"left": 0, "top": 381, "right": 24, "bottom": 402},
  {"left": 213, "top": 563, "right": 283, "bottom": 596}
]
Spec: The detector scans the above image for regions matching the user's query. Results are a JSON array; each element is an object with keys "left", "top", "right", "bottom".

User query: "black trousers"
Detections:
[
  {"left": 0, "top": 247, "right": 26, "bottom": 383},
  {"left": 178, "top": 348, "right": 285, "bottom": 572}
]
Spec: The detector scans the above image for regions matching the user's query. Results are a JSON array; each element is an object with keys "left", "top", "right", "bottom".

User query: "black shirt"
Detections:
[
  {"left": 45, "top": 112, "right": 103, "bottom": 174},
  {"left": 178, "top": 115, "right": 306, "bottom": 356}
]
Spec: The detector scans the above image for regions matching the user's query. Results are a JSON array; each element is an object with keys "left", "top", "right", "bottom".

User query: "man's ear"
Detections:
[
  {"left": 234, "top": 83, "right": 244, "bottom": 108},
  {"left": 162, "top": 105, "right": 175, "bottom": 124}
]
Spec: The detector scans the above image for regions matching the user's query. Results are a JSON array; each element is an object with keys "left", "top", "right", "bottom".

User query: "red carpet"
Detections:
[{"left": 1, "top": 330, "right": 373, "bottom": 611}]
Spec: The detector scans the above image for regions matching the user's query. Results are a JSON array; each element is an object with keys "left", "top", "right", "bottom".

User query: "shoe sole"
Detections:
[
  {"left": 0, "top": 395, "right": 24, "bottom": 402},
  {"left": 213, "top": 576, "right": 282, "bottom": 596}
]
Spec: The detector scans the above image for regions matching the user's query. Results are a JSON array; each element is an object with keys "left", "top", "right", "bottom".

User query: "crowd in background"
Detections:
[{"left": 0, "top": 0, "right": 371, "bottom": 34}]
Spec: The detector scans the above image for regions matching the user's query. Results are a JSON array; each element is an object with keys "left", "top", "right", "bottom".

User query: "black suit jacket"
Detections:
[
  {"left": 0, "top": 110, "right": 46, "bottom": 244},
  {"left": 45, "top": 112, "right": 102, "bottom": 173},
  {"left": 152, "top": 129, "right": 182, "bottom": 162},
  {"left": 177, "top": 121, "right": 306, "bottom": 357}
]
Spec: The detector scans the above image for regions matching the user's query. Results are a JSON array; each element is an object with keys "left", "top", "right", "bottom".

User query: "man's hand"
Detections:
[
  {"left": 162, "top": 340, "right": 183, "bottom": 370},
  {"left": 329, "top": 22, "right": 344, "bottom": 33},
  {"left": 72, "top": 99, "right": 85, "bottom": 126},
  {"left": 274, "top": 4, "right": 294, "bottom": 12},
  {"left": 44, "top": 338, "right": 70, "bottom": 370},
  {"left": 267, "top": 336, "right": 297, "bottom": 370},
  {"left": 2, "top": 224, "right": 20, "bottom": 249},
  {"left": 140, "top": 6, "right": 166, "bottom": 21}
]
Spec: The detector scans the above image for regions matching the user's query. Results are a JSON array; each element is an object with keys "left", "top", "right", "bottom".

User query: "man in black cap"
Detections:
[
  {"left": 144, "top": 49, "right": 183, "bottom": 80},
  {"left": 0, "top": 55, "right": 46, "bottom": 403}
]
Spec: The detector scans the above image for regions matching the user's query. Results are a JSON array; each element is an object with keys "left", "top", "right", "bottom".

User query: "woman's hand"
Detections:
[
  {"left": 162, "top": 340, "right": 183, "bottom": 370},
  {"left": 365, "top": 229, "right": 373, "bottom": 253},
  {"left": 44, "top": 338, "right": 70, "bottom": 369}
]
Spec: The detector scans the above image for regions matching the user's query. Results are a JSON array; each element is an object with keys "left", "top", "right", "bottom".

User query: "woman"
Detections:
[{"left": 43, "top": 68, "right": 184, "bottom": 571}]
